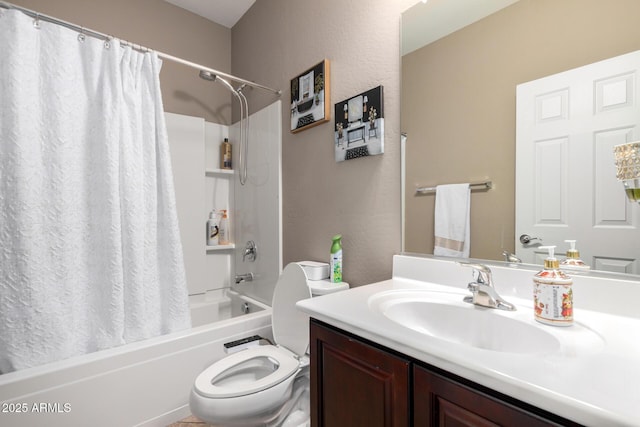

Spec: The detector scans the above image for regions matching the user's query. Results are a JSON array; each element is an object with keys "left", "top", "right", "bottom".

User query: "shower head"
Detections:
[
  {"left": 199, "top": 69, "right": 217, "bottom": 82},
  {"left": 199, "top": 70, "right": 238, "bottom": 95}
]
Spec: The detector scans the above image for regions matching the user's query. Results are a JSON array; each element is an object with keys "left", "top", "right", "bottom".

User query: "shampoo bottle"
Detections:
[
  {"left": 219, "top": 210, "right": 229, "bottom": 245},
  {"left": 330, "top": 234, "right": 343, "bottom": 283},
  {"left": 533, "top": 246, "right": 573, "bottom": 326},
  {"left": 206, "top": 210, "right": 219, "bottom": 246},
  {"left": 220, "top": 138, "right": 232, "bottom": 170},
  {"left": 560, "top": 240, "right": 590, "bottom": 272}
]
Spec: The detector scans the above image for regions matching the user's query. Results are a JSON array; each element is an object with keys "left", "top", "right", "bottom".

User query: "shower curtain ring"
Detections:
[
  {"left": 33, "top": 13, "right": 41, "bottom": 29},
  {"left": 104, "top": 36, "right": 112, "bottom": 50},
  {"left": 77, "top": 27, "right": 86, "bottom": 43}
]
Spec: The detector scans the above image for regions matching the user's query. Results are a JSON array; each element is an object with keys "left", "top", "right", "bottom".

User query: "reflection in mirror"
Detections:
[
  {"left": 614, "top": 141, "right": 640, "bottom": 203},
  {"left": 515, "top": 50, "right": 640, "bottom": 271},
  {"left": 401, "top": 0, "right": 640, "bottom": 276}
]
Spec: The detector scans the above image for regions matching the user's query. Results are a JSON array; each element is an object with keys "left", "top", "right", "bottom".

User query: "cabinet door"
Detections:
[
  {"left": 414, "top": 366, "right": 566, "bottom": 427},
  {"left": 310, "top": 320, "right": 410, "bottom": 427}
]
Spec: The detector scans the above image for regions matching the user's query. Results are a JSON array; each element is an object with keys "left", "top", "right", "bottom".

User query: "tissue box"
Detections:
[{"left": 298, "top": 261, "right": 329, "bottom": 280}]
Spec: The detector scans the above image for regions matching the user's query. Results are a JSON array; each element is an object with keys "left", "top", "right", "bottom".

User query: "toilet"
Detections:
[{"left": 189, "top": 262, "right": 347, "bottom": 426}]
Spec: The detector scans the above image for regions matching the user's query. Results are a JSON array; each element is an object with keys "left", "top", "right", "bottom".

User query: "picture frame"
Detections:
[
  {"left": 333, "top": 86, "right": 384, "bottom": 162},
  {"left": 290, "top": 60, "right": 331, "bottom": 133}
]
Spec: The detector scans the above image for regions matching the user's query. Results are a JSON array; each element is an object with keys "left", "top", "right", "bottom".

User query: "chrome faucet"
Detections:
[
  {"left": 458, "top": 262, "right": 516, "bottom": 311},
  {"left": 235, "top": 272, "right": 254, "bottom": 284},
  {"left": 502, "top": 250, "right": 521, "bottom": 263}
]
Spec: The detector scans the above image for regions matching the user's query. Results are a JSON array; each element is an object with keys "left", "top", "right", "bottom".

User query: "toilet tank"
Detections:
[{"left": 297, "top": 261, "right": 349, "bottom": 296}]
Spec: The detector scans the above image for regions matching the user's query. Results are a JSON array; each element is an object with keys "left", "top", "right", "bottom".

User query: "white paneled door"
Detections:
[{"left": 516, "top": 51, "right": 640, "bottom": 274}]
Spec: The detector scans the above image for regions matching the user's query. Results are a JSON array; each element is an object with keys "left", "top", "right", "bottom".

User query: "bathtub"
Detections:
[
  {"left": 190, "top": 288, "right": 269, "bottom": 327},
  {"left": 0, "top": 290, "right": 272, "bottom": 427}
]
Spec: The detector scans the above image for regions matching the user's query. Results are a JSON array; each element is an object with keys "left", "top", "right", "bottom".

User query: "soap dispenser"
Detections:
[
  {"left": 560, "top": 240, "right": 590, "bottom": 272},
  {"left": 533, "top": 246, "right": 573, "bottom": 326}
]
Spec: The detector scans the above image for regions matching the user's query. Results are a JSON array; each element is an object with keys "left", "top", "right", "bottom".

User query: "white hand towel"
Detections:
[{"left": 434, "top": 183, "right": 470, "bottom": 258}]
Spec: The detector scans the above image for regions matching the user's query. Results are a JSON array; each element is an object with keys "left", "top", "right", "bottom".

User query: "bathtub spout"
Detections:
[{"left": 235, "top": 273, "right": 254, "bottom": 284}]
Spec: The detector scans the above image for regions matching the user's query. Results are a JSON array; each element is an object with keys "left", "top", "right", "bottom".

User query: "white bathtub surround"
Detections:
[
  {"left": 165, "top": 101, "right": 282, "bottom": 309},
  {"left": 231, "top": 101, "right": 283, "bottom": 306},
  {"left": 0, "top": 10, "right": 190, "bottom": 373},
  {"left": 297, "top": 254, "right": 640, "bottom": 427}
]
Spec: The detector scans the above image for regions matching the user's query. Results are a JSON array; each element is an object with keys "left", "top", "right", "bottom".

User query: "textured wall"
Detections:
[
  {"left": 9, "top": 0, "right": 233, "bottom": 124},
  {"left": 232, "top": 0, "right": 416, "bottom": 286},
  {"left": 7, "top": 0, "right": 416, "bottom": 287},
  {"left": 403, "top": 0, "right": 640, "bottom": 260}
]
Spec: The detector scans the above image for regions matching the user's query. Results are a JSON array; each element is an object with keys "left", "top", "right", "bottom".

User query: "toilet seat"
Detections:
[
  {"left": 190, "top": 263, "right": 316, "bottom": 425},
  {"left": 194, "top": 344, "right": 300, "bottom": 399}
]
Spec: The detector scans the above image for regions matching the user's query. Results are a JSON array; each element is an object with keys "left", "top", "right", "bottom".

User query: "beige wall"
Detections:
[
  {"left": 403, "top": 0, "right": 640, "bottom": 260},
  {"left": 232, "top": 0, "right": 415, "bottom": 286},
  {"left": 10, "top": 0, "right": 233, "bottom": 124},
  {"left": 7, "top": 0, "right": 415, "bottom": 287}
]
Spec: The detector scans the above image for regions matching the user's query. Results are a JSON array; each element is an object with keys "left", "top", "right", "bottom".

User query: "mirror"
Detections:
[{"left": 401, "top": 0, "right": 640, "bottom": 275}]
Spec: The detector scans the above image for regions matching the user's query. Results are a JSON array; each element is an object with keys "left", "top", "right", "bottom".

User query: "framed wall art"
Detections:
[
  {"left": 333, "top": 85, "right": 384, "bottom": 162},
  {"left": 290, "top": 60, "right": 330, "bottom": 133}
]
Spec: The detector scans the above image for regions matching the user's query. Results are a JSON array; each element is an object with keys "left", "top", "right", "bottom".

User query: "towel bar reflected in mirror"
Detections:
[{"left": 415, "top": 180, "right": 492, "bottom": 195}]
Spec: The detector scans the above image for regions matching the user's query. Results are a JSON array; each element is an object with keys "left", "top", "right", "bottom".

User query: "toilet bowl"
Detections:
[{"left": 190, "top": 262, "right": 324, "bottom": 426}]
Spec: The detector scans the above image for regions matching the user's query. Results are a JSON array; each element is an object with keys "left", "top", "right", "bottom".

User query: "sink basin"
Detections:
[{"left": 369, "top": 290, "right": 561, "bottom": 354}]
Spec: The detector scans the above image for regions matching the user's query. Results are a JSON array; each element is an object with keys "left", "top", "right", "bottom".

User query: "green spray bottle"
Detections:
[{"left": 330, "top": 234, "right": 343, "bottom": 283}]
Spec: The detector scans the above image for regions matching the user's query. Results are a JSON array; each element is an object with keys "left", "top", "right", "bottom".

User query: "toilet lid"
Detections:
[
  {"left": 272, "top": 263, "right": 312, "bottom": 356},
  {"left": 194, "top": 345, "right": 299, "bottom": 398}
]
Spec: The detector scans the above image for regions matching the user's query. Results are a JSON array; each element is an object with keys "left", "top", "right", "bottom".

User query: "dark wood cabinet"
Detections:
[
  {"left": 310, "top": 319, "right": 582, "bottom": 427},
  {"left": 414, "top": 366, "right": 569, "bottom": 426},
  {"left": 310, "top": 319, "right": 410, "bottom": 427}
]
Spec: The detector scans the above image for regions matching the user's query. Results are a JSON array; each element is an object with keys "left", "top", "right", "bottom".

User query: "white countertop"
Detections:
[{"left": 296, "top": 255, "right": 640, "bottom": 427}]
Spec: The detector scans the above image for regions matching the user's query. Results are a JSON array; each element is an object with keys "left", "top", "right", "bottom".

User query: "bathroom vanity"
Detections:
[
  {"left": 297, "top": 254, "right": 640, "bottom": 427},
  {"left": 310, "top": 319, "right": 577, "bottom": 426}
]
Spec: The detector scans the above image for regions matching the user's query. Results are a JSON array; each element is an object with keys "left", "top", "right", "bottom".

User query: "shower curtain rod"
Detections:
[{"left": 0, "top": 1, "right": 282, "bottom": 96}]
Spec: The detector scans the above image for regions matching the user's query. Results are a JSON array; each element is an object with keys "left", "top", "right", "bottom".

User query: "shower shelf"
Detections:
[
  {"left": 206, "top": 244, "right": 235, "bottom": 251},
  {"left": 205, "top": 168, "right": 234, "bottom": 176}
]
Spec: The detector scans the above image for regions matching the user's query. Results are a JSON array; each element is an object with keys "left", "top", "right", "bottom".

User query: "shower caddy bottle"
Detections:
[
  {"left": 218, "top": 210, "right": 229, "bottom": 245},
  {"left": 330, "top": 234, "right": 343, "bottom": 283},
  {"left": 220, "top": 138, "right": 232, "bottom": 170},
  {"left": 206, "top": 210, "right": 219, "bottom": 246},
  {"left": 533, "top": 246, "right": 573, "bottom": 326}
]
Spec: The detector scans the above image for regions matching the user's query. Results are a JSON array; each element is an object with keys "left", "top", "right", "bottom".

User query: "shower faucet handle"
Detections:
[{"left": 242, "top": 240, "right": 257, "bottom": 262}]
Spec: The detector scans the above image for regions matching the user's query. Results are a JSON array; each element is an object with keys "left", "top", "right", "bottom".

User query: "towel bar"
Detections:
[{"left": 415, "top": 180, "right": 492, "bottom": 194}]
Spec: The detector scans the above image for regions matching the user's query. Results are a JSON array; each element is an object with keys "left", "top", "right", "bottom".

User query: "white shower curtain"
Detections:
[{"left": 0, "top": 10, "right": 190, "bottom": 373}]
